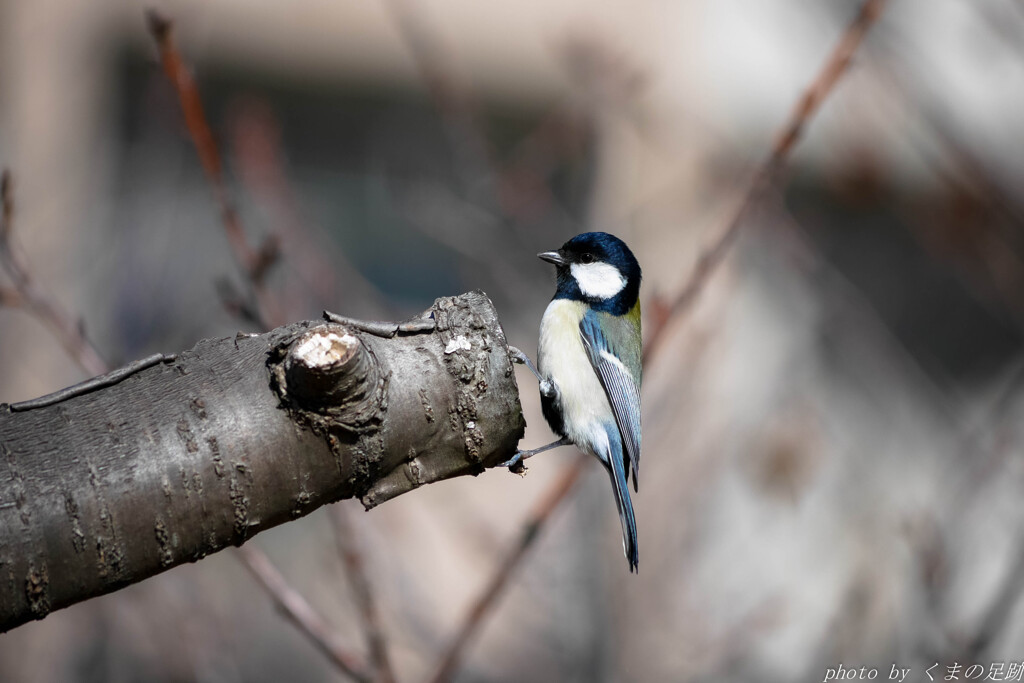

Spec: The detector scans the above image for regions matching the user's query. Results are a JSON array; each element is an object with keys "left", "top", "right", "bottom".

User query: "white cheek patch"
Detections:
[{"left": 570, "top": 262, "right": 626, "bottom": 299}]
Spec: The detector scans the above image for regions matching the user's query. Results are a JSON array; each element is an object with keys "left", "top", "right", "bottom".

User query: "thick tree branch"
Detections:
[
  {"left": 0, "top": 291, "right": 525, "bottom": 633},
  {"left": 0, "top": 167, "right": 391, "bottom": 672}
]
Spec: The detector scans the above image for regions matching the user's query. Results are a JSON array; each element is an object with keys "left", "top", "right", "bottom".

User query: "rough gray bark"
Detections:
[{"left": 0, "top": 291, "right": 525, "bottom": 633}]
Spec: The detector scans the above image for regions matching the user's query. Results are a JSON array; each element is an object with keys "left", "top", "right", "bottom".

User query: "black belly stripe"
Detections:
[{"left": 540, "top": 390, "right": 565, "bottom": 438}]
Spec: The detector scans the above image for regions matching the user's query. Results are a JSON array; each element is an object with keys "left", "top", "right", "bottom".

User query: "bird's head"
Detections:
[{"left": 539, "top": 232, "right": 641, "bottom": 315}]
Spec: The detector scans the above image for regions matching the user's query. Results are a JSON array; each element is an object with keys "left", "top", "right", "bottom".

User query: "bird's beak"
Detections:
[{"left": 538, "top": 250, "right": 567, "bottom": 266}]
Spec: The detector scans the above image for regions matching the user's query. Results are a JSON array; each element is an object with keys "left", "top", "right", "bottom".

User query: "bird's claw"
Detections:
[
  {"left": 500, "top": 452, "right": 524, "bottom": 468},
  {"left": 498, "top": 437, "right": 570, "bottom": 472},
  {"left": 508, "top": 346, "right": 545, "bottom": 383},
  {"left": 501, "top": 452, "right": 529, "bottom": 476}
]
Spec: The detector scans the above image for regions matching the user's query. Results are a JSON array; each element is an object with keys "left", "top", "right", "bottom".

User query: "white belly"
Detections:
[{"left": 538, "top": 299, "right": 613, "bottom": 460}]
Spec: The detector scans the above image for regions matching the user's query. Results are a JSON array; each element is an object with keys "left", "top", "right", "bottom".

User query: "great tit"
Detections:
[{"left": 507, "top": 231, "right": 642, "bottom": 573}]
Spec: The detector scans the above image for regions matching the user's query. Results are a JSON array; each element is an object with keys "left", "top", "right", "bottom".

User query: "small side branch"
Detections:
[
  {"left": 8, "top": 353, "right": 174, "bottom": 412},
  {"left": 323, "top": 310, "right": 436, "bottom": 338}
]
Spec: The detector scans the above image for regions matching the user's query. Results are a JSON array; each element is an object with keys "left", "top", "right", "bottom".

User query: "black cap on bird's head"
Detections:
[{"left": 539, "top": 232, "right": 641, "bottom": 315}]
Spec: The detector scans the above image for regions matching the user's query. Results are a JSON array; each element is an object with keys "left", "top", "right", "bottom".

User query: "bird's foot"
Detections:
[
  {"left": 499, "top": 437, "right": 572, "bottom": 469},
  {"left": 500, "top": 452, "right": 525, "bottom": 469},
  {"left": 508, "top": 346, "right": 543, "bottom": 382},
  {"left": 508, "top": 346, "right": 557, "bottom": 397}
]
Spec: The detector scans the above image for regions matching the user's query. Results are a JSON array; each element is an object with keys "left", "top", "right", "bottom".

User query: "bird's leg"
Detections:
[
  {"left": 504, "top": 345, "right": 564, "bottom": 469},
  {"left": 508, "top": 346, "right": 542, "bottom": 379},
  {"left": 500, "top": 437, "right": 572, "bottom": 468},
  {"left": 508, "top": 346, "right": 556, "bottom": 397}
]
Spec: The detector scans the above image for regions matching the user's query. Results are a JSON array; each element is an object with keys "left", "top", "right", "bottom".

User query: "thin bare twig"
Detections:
[
  {"left": 382, "top": 0, "right": 499, "bottom": 212},
  {"left": 145, "top": 10, "right": 280, "bottom": 328},
  {"left": 863, "top": 41, "right": 1024, "bottom": 323},
  {"left": 236, "top": 545, "right": 374, "bottom": 683},
  {"left": 330, "top": 505, "right": 396, "bottom": 683},
  {"left": 961, "top": 543, "right": 1024, "bottom": 660},
  {"left": 745, "top": 151, "right": 1024, "bottom": 669},
  {"left": 383, "top": 0, "right": 571, "bottom": 246},
  {"left": 0, "top": 170, "right": 108, "bottom": 376},
  {"left": 426, "top": 455, "right": 587, "bottom": 683},
  {"left": 643, "top": 0, "right": 888, "bottom": 360},
  {"left": 426, "top": 2, "right": 889, "bottom": 680},
  {"left": 764, "top": 195, "right": 958, "bottom": 420},
  {"left": 944, "top": 363, "right": 1024, "bottom": 661},
  {"left": 228, "top": 100, "right": 394, "bottom": 319}
]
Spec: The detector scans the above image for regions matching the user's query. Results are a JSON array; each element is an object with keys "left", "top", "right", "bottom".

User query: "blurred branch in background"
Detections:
[
  {"left": 765, "top": 195, "right": 956, "bottom": 421},
  {"left": 863, "top": 40, "right": 1024, "bottom": 332},
  {"left": 238, "top": 545, "right": 374, "bottom": 683},
  {"left": 0, "top": 171, "right": 108, "bottom": 376},
  {"left": 426, "top": 2, "right": 889, "bottom": 680},
  {"left": 644, "top": 0, "right": 889, "bottom": 359},
  {"left": 427, "top": 454, "right": 587, "bottom": 683},
  {"left": 331, "top": 505, "right": 396, "bottom": 683},
  {"left": 383, "top": 0, "right": 584, "bottom": 287},
  {"left": 382, "top": 0, "right": 504, "bottom": 221},
  {"left": 227, "top": 100, "right": 395, "bottom": 318},
  {"left": 146, "top": 10, "right": 281, "bottom": 329},
  {"left": 769, "top": 190, "right": 1024, "bottom": 671}
]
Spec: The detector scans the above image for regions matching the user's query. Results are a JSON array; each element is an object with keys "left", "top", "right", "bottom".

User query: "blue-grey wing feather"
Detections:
[{"left": 579, "top": 311, "right": 642, "bottom": 491}]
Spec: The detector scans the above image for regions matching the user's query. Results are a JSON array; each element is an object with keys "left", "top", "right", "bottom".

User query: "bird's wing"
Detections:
[{"left": 579, "top": 309, "right": 642, "bottom": 491}]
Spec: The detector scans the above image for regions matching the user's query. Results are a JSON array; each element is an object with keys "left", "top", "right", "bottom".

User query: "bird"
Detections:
[{"left": 505, "top": 231, "right": 642, "bottom": 573}]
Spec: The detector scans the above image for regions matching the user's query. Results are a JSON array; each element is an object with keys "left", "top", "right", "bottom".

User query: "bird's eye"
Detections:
[{"left": 580, "top": 253, "right": 594, "bottom": 264}]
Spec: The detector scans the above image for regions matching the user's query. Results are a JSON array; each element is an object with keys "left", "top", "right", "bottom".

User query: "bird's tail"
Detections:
[{"left": 605, "top": 435, "right": 638, "bottom": 573}]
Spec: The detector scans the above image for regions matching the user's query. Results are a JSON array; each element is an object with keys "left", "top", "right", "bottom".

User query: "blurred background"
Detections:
[{"left": 1, "top": 0, "right": 1024, "bottom": 680}]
